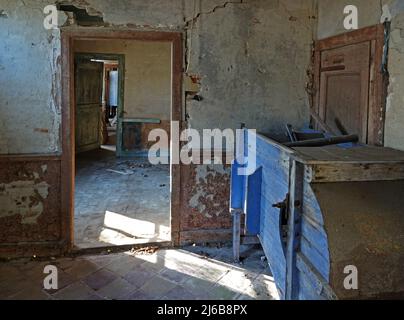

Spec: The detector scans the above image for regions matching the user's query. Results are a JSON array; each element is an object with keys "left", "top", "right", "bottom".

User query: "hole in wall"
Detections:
[{"left": 57, "top": 4, "right": 104, "bottom": 26}]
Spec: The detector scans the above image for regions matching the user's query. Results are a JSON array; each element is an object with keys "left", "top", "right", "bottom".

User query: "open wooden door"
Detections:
[
  {"left": 75, "top": 56, "right": 104, "bottom": 153},
  {"left": 314, "top": 25, "right": 388, "bottom": 145}
]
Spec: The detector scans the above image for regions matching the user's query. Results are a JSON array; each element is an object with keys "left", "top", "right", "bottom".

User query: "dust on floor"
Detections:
[
  {"left": 75, "top": 149, "right": 170, "bottom": 249},
  {"left": 0, "top": 245, "right": 280, "bottom": 300}
]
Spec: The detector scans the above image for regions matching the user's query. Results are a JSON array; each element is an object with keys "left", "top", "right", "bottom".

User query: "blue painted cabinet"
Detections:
[{"left": 231, "top": 130, "right": 404, "bottom": 300}]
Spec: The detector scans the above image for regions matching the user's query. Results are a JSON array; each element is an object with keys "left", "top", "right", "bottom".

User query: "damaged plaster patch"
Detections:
[
  {"left": 381, "top": 4, "right": 392, "bottom": 23},
  {"left": 57, "top": 2, "right": 104, "bottom": 26},
  {"left": 0, "top": 179, "right": 50, "bottom": 224},
  {"left": 0, "top": 10, "right": 8, "bottom": 18},
  {"left": 189, "top": 164, "right": 229, "bottom": 218}
]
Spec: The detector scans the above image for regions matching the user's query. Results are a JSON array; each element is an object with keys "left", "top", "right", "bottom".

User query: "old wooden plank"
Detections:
[
  {"left": 285, "top": 135, "right": 359, "bottom": 148},
  {"left": 295, "top": 145, "right": 404, "bottom": 163},
  {"left": 300, "top": 236, "right": 330, "bottom": 281},
  {"left": 307, "top": 162, "right": 404, "bottom": 183},
  {"left": 296, "top": 253, "right": 337, "bottom": 300},
  {"left": 301, "top": 217, "right": 329, "bottom": 260},
  {"left": 303, "top": 185, "right": 325, "bottom": 226},
  {"left": 285, "top": 160, "right": 305, "bottom": 300},
  {"left": 232, "top": 209, "right": 242, "bottom": 263},
  {"left": 315, "top": 25, "right": 378, "bottom": 51}
]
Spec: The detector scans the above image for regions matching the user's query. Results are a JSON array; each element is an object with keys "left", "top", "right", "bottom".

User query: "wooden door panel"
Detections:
[
  {"left": 324, "top": 73, "right": 362, "bottom": 137},
  {"left": 76, "top": 108, "right": 100, "bottom": 148},
  {"left": 319, "top": 42, "right": 371, "bottom": 143},
  {"left": 75, "top": 59, "right": 103, "bottom": 153}
]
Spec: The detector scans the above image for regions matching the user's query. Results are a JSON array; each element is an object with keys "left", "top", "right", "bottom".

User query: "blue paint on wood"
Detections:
[
  {"left": 285, "top": 161, "right": 304, "bottom": 300},
  {"left": 230, "top": 130, "right": 333, "bottom": 300},
  {"left": 303, "top": 185, "right": 325, "bottom": 225},
  {"left": 230, "top": 160, "right": 246, "bottom": 210},
  {"left": 301, "top": 217, "right": 329, "bottom": 256},
  {"left": 246, "top": 167, "right": 262, "bottom": 235},
  {"left": 300, "top": 236, "right": 330, "bottom": 281}
]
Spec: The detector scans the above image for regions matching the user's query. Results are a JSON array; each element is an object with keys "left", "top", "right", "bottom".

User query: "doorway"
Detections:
[
  {"left": 74, "top": 53, "right": 123, "bottom": 155},
  {"left": 61, "top": 31, "right": 183, "bottom": 250},
  {"left": 313, "top": 24, "right": 388, "bottom": 146}
]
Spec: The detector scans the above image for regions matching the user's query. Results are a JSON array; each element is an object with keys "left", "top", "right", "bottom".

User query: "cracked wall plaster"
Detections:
[{"left": 0, "top": 0, "right": 316, "bottom": 154}]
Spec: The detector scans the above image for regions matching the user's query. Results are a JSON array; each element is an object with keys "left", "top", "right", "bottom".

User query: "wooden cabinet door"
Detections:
[{"left": 75, "top": 58, "right": 104, "bottom": 154}]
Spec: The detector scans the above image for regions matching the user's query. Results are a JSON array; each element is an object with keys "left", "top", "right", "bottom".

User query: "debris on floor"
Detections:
[
  {"left": 106, "top": 169, "right": 134, "bottom": 175},
  {"left": 130, "top": 246, "right": 160, "bottom": 256},
  {"left": 0, "top": 245, "right": 279, "bottom": 301},
  {"left": 74, "top": 149, "right": 170, "bottom": 249}
]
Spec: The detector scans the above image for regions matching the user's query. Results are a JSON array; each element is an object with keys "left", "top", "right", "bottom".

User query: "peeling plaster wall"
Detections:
[
  {"left": 0, "top": 0, "right": 316, "bottom": 253},
  {"left": 0, "top": 158, "right": 62, "bottom": 247},
  {"left": 317, "top": 0, "right": 404, "bottom": 151},
  {"left": 0, "top": 0, "right": 62, "bottom": 154},
  {"left": 0, "top": 180, "right": 49, "bottom": 225},
  {"left": 180, "top": 162, "right": 232, "bottom": 244},
  {"left": 1, "top": 0, "right": 315, "bottom": 154}
]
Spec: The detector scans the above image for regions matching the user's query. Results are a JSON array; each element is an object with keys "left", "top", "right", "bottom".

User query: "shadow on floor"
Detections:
[{"left": 0, "top": 245, "right": 280, "bottom": 300}]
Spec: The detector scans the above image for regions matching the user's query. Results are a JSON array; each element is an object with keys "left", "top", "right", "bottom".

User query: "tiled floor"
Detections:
[
  {"left": 0, "top": 245, "right": 280, "bottom": 300},
  {"left": 75, "top": 149, "right": 171, "bottom": 248}
]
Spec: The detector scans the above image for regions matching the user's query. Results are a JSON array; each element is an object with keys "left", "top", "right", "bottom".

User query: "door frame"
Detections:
[
  {"left": 313, "top": 24, "right": 388, "bottom": 146},
  {"left": 61, "top": 30, "right": 183, "bottom": 250},
  {"left": 75, "top": 52, "right": 125, "bottom": 156}
]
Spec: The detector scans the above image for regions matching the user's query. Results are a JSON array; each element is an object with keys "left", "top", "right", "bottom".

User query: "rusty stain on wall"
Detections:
[
  {"left": 181, "top": 163, "right": 232, "bottom": 234},
  {"left": 0, "top": 159, "right": 61, "bottom": 248}
]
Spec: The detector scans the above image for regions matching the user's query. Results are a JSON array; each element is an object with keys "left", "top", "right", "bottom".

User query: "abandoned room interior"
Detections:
[{"left": 1, "top": 0, "right": 404, "bottom": 302}]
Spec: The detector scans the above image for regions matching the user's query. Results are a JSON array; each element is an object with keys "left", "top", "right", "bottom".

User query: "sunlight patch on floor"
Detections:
[{"left": 98, "top": 211, "right": 170, "bottom": 245}]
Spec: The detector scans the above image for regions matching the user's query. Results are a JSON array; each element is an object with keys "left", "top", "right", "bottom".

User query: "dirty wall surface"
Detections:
[{"left": 0, "top": 0, "right": 315, "bottom": 256}]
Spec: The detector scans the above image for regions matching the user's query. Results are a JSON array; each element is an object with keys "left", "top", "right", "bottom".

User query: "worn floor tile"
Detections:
[
  {"left": 8, "top": 285, "right": 51, "bottom": 300},
  {"left": 123, "top": 289, "right": 155, "bottom": 300},
  {"left": 105, "top": 254, "right": 144, "bottom": 276},
  {"left": 64, "top": 259, "right": 101, "bottom": 279},
  {"left": 182, "top": 276, "right": 216, "bottom": 294},
  {"left": 0, "top": 264, "right": 27, "bottom": 283},
  {"left": 159, "top": 268, "right": 192, "bottom": 285},
  {"left": 85, "top": 254, "right": 121, "bottom": 268},
  {"left": 0, "top": 245, "right": 279, "bottom": 301},
  {"left": 43, "top": 270, "right": 78, "bottom": 294},
  {"left": 206, "top": 285, "right": 240, "bottom": 300},
  {"left": 83, "top": 269, "right": 117, "bottom": 291},
  {"left": 139, "top": 275, "right": 178, "bottom": 299},
  {"left": 123, "top": 267, "right": 157, "bottom": 288},
  {"left": 161, "top": 285, "right": 198, "bottom": 300},
  {"left": 97, "top": 278, "right": 136, "bottom": 300},
  {"left": 52, "top": 282, "right": 103, "bottom": 300}
]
